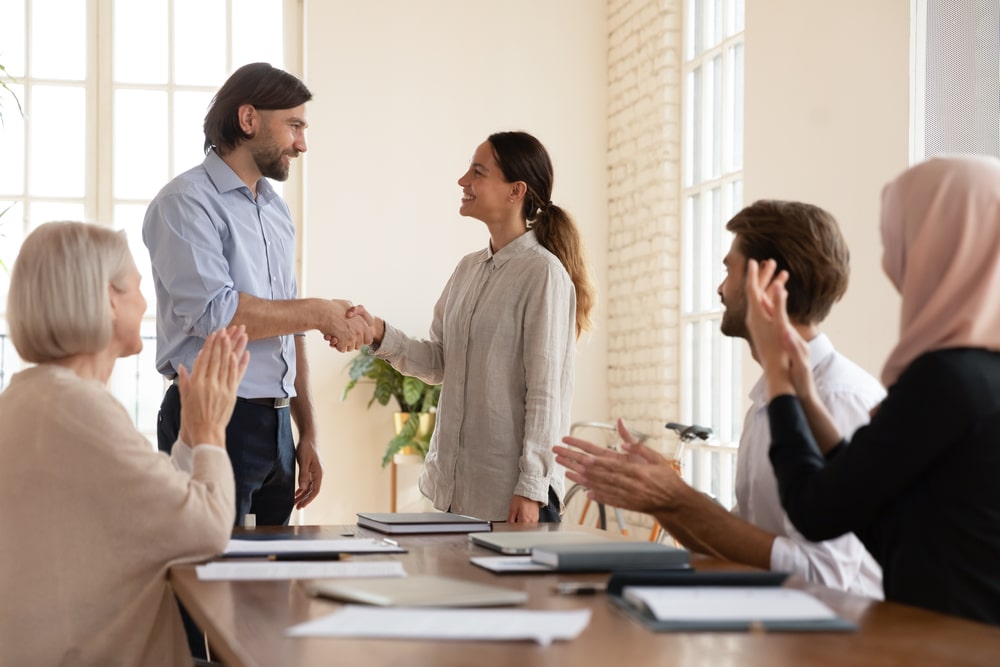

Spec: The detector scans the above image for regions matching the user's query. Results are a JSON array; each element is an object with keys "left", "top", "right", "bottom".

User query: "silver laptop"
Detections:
[
  {"left": 468, "top": 530, "right": 612, "bottom": 555},
  {"left": 308, "top": 575, "right": 527, "bottom": 607}
]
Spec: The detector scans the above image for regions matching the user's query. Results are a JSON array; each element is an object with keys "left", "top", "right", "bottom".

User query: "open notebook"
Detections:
[{"left": 607, "top": 571, "right": 856, "bottom": 632}]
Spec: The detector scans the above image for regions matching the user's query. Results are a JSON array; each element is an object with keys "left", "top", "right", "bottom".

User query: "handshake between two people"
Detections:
[{"left": 321, "top": 300, "right": 383, "bottom": 352}]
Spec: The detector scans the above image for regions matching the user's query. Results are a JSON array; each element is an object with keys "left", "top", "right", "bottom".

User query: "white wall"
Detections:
[
  {"left": 297, "top": 0, "right": 609, "bottom": 523},
  {"left": 743, "top": 0, "right": 911, "bottom": 385}
]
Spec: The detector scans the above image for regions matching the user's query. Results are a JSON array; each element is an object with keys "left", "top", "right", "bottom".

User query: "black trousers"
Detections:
[{"left": 158, "top": 383, "right": 296, "bottom": 527}]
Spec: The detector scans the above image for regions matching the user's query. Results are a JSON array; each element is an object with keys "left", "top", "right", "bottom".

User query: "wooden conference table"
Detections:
[{"left": 169, "top": 524, "right": 1000, "bottom": 667}]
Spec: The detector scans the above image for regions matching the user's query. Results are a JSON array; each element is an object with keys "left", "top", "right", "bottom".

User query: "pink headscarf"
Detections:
[{"left": 880, "top": 155, "right": 1000, "bottom": 386}]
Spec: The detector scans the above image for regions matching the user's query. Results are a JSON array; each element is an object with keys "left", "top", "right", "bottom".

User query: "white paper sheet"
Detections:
[
  {"left": 469, "top": 556, "right": 554, "bottom": 573},
  {"left": 223, "top": 538, "right": 405, "bottom": 556},
  {"left": 196, "top": 560, "right": 407, "bottom": 581},
  {"left": 286, "top": 606, "right": 591, "bottom": 645},
  {"left": 622, "top": 586, "right": 838, "bottom": 622}
]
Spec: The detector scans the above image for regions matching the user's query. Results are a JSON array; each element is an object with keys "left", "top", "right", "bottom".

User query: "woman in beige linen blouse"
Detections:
[
  {"left": 0, "top": 222, "right": 248, "bottom": 666},
  {"left": 359, "top": 131, "right": 595, "bottom": 522}
]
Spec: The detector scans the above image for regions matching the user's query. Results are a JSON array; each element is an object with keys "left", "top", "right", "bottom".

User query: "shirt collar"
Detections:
[
  {"left": 203, "top": 149, "right": 278, "bottom": 205},
  {"left": 749, "top": 332, "right": 834, "bottom": 407},
  {"left": 482, "top": 228, "right": 539, "bottom": 268}
]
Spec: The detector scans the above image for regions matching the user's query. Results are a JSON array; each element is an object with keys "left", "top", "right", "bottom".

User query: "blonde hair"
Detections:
[{"left": 8, "top": 221, "right": 133, "bottom": 363}]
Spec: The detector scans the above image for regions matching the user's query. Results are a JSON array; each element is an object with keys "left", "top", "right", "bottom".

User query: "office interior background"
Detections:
[{"left": 0, "top": 0, "right": 996, "bottom": 526}]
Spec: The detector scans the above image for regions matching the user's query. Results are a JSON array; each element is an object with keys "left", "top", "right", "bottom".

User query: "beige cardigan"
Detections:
[{"left": 0, "top": 364, "right": 235, "bottom": 666}]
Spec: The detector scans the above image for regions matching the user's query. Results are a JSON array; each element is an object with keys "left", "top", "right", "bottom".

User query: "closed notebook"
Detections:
[
  {"left": 357, "top": 512, "right": 492, "bottom": 534},
  {"left": 530, "top": 542, "right": 691, "bottom": 571},
  {"left": 308, "top": 575, "right": 528, "bottom": 607}
]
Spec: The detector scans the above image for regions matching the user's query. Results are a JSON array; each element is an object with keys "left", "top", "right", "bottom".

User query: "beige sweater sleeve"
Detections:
[{"left": 0, "top": 365, "right": 236, "bottom": 666}]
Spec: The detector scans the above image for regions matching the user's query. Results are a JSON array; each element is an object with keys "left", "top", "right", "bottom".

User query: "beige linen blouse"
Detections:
[{"left": 377, "top": 230, "right": 576, "bottom": 520}]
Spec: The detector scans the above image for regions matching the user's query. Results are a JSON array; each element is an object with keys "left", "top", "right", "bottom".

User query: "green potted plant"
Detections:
[{"left": 342, "top": 346, "right": 441, "bottom": 467}]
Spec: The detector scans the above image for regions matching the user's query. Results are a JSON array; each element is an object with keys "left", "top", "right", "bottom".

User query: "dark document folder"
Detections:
[{"left": 531, "top": 541, "right": 691, "bottom": 572}]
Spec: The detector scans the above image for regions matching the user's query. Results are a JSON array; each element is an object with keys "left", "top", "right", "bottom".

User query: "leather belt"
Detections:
[{"left": 238, "top": 396, "right": 291, "bottom": 409}]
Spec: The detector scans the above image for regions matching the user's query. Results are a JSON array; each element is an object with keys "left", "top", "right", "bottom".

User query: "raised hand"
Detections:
[
  {"left": 177, "top": 326, "right": 250, "bottom": 448},
  {"left": 783, "top": 324, "right": 819, "bottom": 402},
  {"left": 745, "top": 259, "right": 796, "bottom": 395}
]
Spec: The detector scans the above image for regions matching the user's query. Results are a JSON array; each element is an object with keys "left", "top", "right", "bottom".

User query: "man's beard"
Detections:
[
  {"left": 252, "top": 140, "right": 293, "bottom": 181},
  {"left": 719, "top": 304, "right": 748, "bottom": 340}
]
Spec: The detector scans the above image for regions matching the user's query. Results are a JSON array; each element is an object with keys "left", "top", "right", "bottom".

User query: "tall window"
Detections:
[
  {"left": 0, "top": 0, "right": 291, "bottom": 436},
  {"left": 680, "top": 0, "right": 744, "bottom": 508}
]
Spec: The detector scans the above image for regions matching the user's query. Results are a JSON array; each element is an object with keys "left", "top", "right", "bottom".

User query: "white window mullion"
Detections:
[
  {"left": 93, "top": 0, "right": 112, "bottom": 225},
  {"left": 680, "top": 0, "right": 744, "bottom": 504}
]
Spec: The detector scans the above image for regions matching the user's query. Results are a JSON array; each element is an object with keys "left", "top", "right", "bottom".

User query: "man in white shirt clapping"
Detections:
[{"left": 555, "top": 200, "right": 885, "bottom": 598}]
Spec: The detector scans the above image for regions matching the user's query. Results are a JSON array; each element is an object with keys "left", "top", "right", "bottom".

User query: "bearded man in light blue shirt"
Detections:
[{"left": 143, "top": 63, "right": 372, "bottom": 529}]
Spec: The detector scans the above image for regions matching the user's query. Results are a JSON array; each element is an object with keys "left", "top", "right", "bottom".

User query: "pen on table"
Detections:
[
  {"left": 379, "top": 537, "right": 399, "bottom": 547},
  {"left": 267, "top": 552, "right": 344, "bottom": 562},
  {"left": 554, "top": 582, "right": 607, "bottom": 596}
]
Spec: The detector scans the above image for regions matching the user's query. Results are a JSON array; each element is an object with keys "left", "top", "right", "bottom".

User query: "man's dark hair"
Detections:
[
  {"left": 726, "top": 200, "right": 850, "bottom": 324},
  {"left": 203, "top": 62, "right": 313, "bottom": 154}
]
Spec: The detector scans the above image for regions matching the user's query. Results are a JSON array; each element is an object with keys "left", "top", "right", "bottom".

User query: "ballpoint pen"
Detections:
[{"left": 267, "top": 552, "right": 344, "bottom": 561}]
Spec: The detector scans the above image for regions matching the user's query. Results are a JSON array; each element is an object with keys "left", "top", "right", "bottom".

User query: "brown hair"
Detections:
[
  {"left": 203, "top": 62, "right": 312, "bottom": 154},
  {"left": 726, "top": 200, "right": 849, "bottom": 324},
  {"left": 488, "top": 131, "right": 595, "bottom": 337}
]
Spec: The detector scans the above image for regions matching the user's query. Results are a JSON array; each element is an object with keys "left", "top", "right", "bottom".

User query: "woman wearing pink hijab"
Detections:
[{"left": 745, "top": 155, "right": 1000, "bottom": 625}]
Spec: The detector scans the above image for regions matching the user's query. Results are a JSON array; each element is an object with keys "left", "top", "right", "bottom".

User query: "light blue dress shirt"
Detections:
[{"left": 142, "top": 150, "right": 298, "bottom": 399}]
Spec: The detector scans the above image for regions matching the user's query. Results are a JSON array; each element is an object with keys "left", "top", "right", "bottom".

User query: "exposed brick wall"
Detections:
[
  {"left": 605, "top": 0, "right": 683, "bottom": 533},
  {"left": 607, "top": 0, "right": 682, "bottom": 448}
]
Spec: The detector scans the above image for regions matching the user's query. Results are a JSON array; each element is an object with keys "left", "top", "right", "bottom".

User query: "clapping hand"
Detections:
[
  {"left": 553, "top": 419, "right": 684, "bottom": 514},
  {"left": 744, "top": 258, "right": 798, "bottom": 398},
  {"left": 177, "top": 326, "right": 250, "bottom": 448}
]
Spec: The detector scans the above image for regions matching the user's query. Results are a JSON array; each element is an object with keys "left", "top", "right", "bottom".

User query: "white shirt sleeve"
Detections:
[
  {"left": 169, "top": 438, "right": 229, "bottom": 474},
  {"left": 770, "top": 517, "right": 884, "bottom": 599}
]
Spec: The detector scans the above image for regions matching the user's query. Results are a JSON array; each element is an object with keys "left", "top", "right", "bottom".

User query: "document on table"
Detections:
[
  {"left": 286, "top": 606, "right": 591, "bottom": 645},
  {"left": 196, "top": 560, "right": 407, "bottom": 581},
  {"left": 622, "top": 586, "right": 838, "bottom": 622},
  {"left": 222, "top": 538, "right": 406, "bottom": 557},
  {"left": 618, "top": 586, "right": 856, "bottom": 631}
]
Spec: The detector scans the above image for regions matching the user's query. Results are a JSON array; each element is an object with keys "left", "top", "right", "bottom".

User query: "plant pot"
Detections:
[{"left": 392, "top": 412, "right": 435, "bottom": 458}]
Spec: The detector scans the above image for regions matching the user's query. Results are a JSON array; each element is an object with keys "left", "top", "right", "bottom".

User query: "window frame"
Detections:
[
  {"left": 678, "top": 0, "right": 745, "bottom": 509},
  {"left": 0, "top": 0, "right": 303, "bottom": 437}
]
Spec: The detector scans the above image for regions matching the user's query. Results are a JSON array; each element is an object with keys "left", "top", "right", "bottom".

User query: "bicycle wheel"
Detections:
[{"left": 562, "top": 483, "right": 606, "bottom": 530}]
